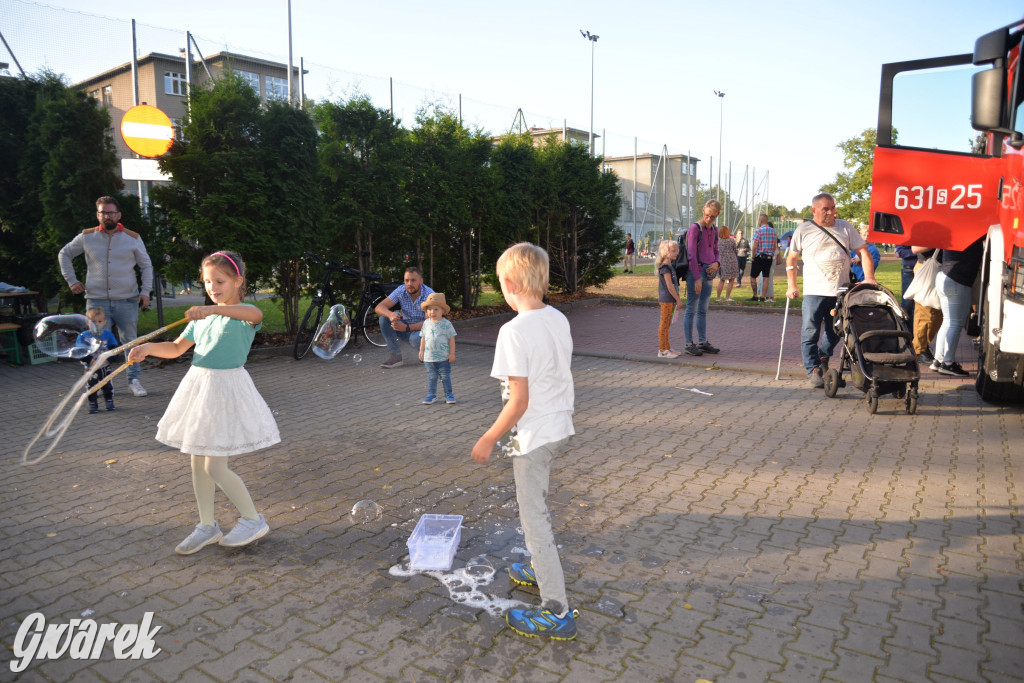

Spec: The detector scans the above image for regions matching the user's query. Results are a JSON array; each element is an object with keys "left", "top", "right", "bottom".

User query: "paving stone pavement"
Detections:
[{"left": 1, "top": 307, "right": 1022, "bottom": 682}]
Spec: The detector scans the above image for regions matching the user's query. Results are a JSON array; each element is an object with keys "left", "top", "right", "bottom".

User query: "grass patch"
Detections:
[{"left": 138, "top": 296, "right": 292, "bottom": 336}]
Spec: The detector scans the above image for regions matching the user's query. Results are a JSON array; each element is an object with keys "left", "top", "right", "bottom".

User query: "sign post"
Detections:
[{"left": 120, "top": 105, "right": 174, "bottom": 327}]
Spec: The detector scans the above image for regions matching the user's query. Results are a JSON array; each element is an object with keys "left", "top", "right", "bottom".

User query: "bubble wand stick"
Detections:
[{"left": 21, "top": 317, "right": 188, "bottom": 466}]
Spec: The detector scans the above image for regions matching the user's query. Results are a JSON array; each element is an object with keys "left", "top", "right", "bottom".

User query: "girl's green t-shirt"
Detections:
[{"left": 183, "top": 311, "right": 260, "bottom": 369}]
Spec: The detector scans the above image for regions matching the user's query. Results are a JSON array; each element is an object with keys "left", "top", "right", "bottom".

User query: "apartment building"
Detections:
[
  {"left": 603, "top": 152, "right": 700, "bottom": 244},
  {"left": 75, "top": 51, "right": 304, "bottom": 188}
]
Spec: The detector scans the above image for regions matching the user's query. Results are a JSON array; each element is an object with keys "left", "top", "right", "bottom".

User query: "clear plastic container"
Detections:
[{"left": 407, "top": 514, "right": 463, "bottom": 570}]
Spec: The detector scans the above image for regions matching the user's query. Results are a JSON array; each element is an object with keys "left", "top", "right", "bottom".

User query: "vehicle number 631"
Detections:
[{"left": 894, "top": 184, "right": 982, "bottom": 210}]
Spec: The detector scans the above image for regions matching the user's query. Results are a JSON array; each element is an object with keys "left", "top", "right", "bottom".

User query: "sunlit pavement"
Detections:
[{"left": 1, "top": 305, "right": 1021, "bottom": 681}]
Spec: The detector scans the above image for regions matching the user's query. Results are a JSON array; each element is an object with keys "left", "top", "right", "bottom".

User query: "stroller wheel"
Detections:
[
  {"left": 866, "top": 393, "right": 879, "bottom": 414},
  {"left": 906, "top": 393, "right": 918, "bottom": 415},
  {"left": 824, "top": 369, "right": 840, "bottom": 398}
]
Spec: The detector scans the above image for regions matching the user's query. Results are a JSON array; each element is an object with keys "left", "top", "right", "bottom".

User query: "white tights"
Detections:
[{"left": 190, "top": 454, "right": 258, "bottom": 525}]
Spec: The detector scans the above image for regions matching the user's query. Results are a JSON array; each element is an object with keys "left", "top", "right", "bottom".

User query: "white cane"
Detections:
[
  {"left": 775, "top": 247, "right": 792, "bottom": 381},
  {"left": 776, "top": 294, "right": 790, "bottom": 380}
]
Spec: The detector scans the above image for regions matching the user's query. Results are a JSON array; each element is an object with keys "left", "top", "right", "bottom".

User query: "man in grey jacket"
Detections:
[{"left": 59, "top": 196, "right": 153, "bottom": 396}]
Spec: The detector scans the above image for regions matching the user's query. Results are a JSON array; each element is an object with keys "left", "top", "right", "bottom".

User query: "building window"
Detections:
[
  {"left": 101, "top": 85, "right": 113, "bottom": 107},
  {"left": 636, "top": 191, "right": 648, "bottom": 210},
  {"left": 164, "top": 71, "right": 186, "bottom": 96},
  {"left": 236, "top": 70, "right": 260, "bottom": 94},
  {"left": 88, "top": 89, "right": 99, "bottom": 101},
  {"left": 265, "top": 75, "right": 288, "bottom": 102},
  {"left": 172, "top": 118, "right": 184, "bottom": 141}
]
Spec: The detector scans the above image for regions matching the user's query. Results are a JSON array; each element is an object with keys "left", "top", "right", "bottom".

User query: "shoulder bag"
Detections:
[
  {"left": 903, "top": 250, "right": 941, "bottom": 309},
  {"left": 810, "top": 221, "right": 858, "bottom": 284}
]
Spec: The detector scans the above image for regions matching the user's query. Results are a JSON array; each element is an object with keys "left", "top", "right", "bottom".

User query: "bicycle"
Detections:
[{"left": 293, "top": 252, "right": 402, "bottom": 360}]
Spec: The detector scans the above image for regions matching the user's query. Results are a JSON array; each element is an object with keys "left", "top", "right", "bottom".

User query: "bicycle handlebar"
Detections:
[{"left": 303, "top": 251, "right": 386, "bottom": 282}]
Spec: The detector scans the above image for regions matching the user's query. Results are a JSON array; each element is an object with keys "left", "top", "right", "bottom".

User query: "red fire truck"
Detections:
[{"left": 870, "top": 20, "right": 1024, "bottom": 403}]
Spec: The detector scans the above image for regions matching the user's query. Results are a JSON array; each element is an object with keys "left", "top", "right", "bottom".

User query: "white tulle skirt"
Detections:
[{"left": 156, "top": 365, "right": 280, "bottom": 457}]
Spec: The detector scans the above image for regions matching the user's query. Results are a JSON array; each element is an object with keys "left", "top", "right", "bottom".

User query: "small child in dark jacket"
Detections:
[{"left": 76, "top": 307, "right": 119, "bottom": 413}]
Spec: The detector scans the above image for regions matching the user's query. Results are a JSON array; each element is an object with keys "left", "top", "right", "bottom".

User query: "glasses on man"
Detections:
[{"left": 97, "top": 211, "right": 119, "bottom": 216}]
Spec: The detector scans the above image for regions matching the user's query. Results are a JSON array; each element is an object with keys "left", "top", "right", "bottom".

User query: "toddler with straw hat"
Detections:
[{"left": 418, "top": 292, "right": 457, "bottom": 404}]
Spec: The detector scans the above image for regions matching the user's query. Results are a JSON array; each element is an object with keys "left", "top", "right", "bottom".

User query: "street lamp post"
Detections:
[
  {"left": 580, "top": 30, "right": 599, "bottom": 157},
  {"left": 714, "top": 90, "right": 725, "bottom": 202}
]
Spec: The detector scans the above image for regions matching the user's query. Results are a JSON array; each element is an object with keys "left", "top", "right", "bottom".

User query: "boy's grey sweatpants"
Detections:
[{"left": 512, "top": 436, "right": 571, "bottom": 615}]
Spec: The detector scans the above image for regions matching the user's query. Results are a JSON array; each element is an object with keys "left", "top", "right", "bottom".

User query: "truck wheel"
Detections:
[
  {"left": 976, "top": 350, "right": 1024, "bottom": 403},
  {"left": 976, "top": 297, "right": 1024, "bottom": 404}
]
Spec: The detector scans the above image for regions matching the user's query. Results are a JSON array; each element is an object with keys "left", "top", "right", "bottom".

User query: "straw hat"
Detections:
[{"left": 420, "top": 292, "right": 450, "bottom": 314}]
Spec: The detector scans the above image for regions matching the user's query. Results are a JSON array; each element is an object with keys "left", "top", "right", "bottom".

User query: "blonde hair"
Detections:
[
  {"left": 719, "top": 225, "right": 731, "bottom": 240},
  {"left": 201, "top": 250, "right": 247, "bottom": 300},
  {"left": 704, "top": 199, "right": 722, "bottom": 213},
  {"left": 85, "top": 306, "right": 105, "bottom": 320},
  {"left": 496, "top": 242, "right": 548, "bottom": 299},
  {"left": 654, "top": 240, "right": 678, "bottom": 269}
]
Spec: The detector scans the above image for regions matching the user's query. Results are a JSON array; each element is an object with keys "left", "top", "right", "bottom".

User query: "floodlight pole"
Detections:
[
  {"left": 581, "top": 30, "right": 599, "bottom": 157},
  {"left": 714, "top": 90, "right": 725, "bottom": 202}
]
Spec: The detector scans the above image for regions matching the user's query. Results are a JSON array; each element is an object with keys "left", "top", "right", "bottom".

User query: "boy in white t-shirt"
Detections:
[{"left": 470, "top": 242, "right": 577, "bottom": 640}]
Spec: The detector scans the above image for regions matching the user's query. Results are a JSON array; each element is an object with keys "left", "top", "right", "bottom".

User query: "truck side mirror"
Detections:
[{"left": 971, "top": 66, "right": 1005, "bottom": 132}]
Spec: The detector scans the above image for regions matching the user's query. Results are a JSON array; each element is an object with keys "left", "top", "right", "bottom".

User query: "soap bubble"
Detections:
[
  {"left": 311, "top": 305, "right": 352, "bottom": 360},
  {"left": 350, "top": 499, "right": 382, "bottom": 523},
  {"left": 465, "top": 555, "right": 495, "bottom": 579},
  {"left": 352, "top": 354, "right": 362, "bottom": 363},
  {"left": 33, "top": 315, "right": 102, "bottom": 359}
]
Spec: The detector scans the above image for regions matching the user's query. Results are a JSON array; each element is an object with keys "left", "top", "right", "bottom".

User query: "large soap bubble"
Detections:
[
  {"left": 33, "top": 315, "right": 102, "bottom": 359},
  {"left": 465, "top": 555, "right": 495, "bottom": 579},
  {"left": 350, "top": 499, "right": 382, "bottom": 523},
  {"left": 311, "top": 304, "right": 352, "bottom": 360}
]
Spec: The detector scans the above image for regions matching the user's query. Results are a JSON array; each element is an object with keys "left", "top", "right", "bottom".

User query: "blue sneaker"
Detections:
[
  {"left": 88, "top": 402, "right": 99, "bottom": 414},
  {"left": 445, "top": 393, "right": 456, "bottom": 404},
  {"left": 508, "top": 563, "right": 538, "bottom": 586},
  {"left": 422, "top": 394, "right": 438, "bottom": 404},
  {"left": 105, "top": 399, "right": 116, "bottom": 411},
  {"left": 506, "top": 607, "right": 578, "bottom": 640}
]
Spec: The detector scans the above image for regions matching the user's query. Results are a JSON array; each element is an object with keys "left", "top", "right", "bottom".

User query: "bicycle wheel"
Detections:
[
  {"left": 294, "top": 299, "right": 325, "bottom": 360},
  {"left": 362, "top": 300, "right": 387, "bottom": 347}
]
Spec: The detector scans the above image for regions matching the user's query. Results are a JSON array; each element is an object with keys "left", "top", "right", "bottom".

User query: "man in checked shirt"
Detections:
[{"left": 748, "top": 214, "right": 778, "bottom": 302}]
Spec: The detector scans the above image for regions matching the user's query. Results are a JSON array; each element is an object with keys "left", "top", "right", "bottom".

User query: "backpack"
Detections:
[{"left": 674, "top": 223, "right": 703, "bottom": 280}]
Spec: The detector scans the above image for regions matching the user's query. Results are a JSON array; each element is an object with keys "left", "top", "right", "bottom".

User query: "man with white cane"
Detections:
[{"left": 785, "top": 193, "right": 876, "bottom": 388}]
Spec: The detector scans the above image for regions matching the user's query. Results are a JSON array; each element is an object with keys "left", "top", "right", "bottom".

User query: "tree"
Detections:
[
  {"left": 153, "top": 73, "right": 320, "bottom": 333},
  {"left": 534, "top": 140, "right": 622, "bottom": 294},
  {"left": 0, "top": 72, "right": 125, "bottom": 309},
  {"left": 820, "top": 128, "right": 889, "bottom": 226},
  {"left": 313, "top": 95, "right": 408, "bottom": 277},
  {"left": 404, "top": 105, "right": 494, "bottom": 306}
]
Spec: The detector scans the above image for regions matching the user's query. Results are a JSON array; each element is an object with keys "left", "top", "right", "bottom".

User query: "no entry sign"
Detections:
[{"left": 120, "top": 105, "right": 174, "bottom": 158}]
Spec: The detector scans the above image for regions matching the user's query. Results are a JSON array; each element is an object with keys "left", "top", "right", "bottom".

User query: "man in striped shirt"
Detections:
[{"left": 748, "top": 215, "right": 778, "bottom": 302}]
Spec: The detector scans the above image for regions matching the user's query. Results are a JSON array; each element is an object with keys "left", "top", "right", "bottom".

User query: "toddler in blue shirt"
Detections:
[
  {"left": 76, "top": 307, "right": 119, "bottom": 413},
  {"left": 417, "top": 293, "right": 457, "bottom": 404}
]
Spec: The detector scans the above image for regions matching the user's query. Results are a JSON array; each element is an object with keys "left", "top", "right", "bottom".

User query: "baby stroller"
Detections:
[{"left": 823, "top": 282, "right": 920, "bottom": 414}]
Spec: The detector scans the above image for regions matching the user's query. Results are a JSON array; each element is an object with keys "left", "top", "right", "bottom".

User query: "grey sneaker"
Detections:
[
  {"left": 380, "top": 354, "right": 403, "bottom": 369},
  {"left": 219, "top": 514, "right": 269, "bottom": 547},
  {"left": 175, "top": 522, "right": 222, "bottom": 555},
  {"left": 128, "top": 379, "right": 147, "bottom": 397},
  {"left": 698, "top": 341, "right": 720, "bottom": 354},
  {"left": 809, "top": 366, "right": 825, "bottom": 388}
]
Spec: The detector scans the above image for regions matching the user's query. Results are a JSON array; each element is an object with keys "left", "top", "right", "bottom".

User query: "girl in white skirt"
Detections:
[{"left": 129, "top": 250, "right": 279, "bottom": 555}]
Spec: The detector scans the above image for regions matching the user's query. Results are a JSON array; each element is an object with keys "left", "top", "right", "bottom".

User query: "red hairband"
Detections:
[{"left": 212, "top": 252, "right": 241, "bottom": 277}]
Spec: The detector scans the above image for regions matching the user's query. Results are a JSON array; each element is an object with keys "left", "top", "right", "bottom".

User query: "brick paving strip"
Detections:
[{"left": 1, "top": 305, "right": 1020, "bottom": 681}]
